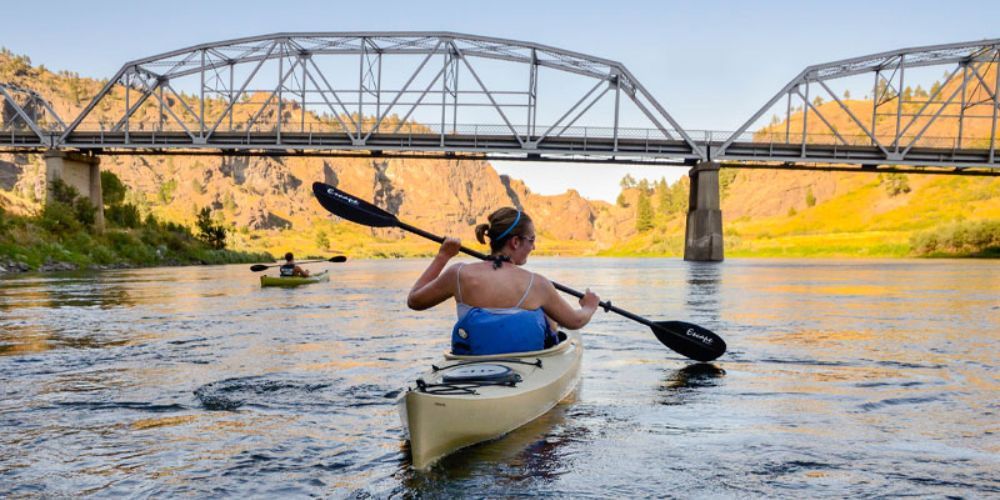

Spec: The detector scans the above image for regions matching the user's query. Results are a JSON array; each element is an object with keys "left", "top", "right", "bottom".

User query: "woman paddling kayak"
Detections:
[{"left": 407, "top": 207, "right": 601, "bottom": 355}]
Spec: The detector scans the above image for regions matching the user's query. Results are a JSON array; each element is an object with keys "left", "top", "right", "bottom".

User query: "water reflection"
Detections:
[
  {"left": 684, "top": 262, "right": 722, "bottom": 318},
  {"left": 0, "top": 272, "right": 136, "bottom": 310},
  {"left": 658, "top": 363, "right": 726, "bottom": 406}
]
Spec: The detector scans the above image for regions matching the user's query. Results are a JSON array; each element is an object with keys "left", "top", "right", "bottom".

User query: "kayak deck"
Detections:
[
  {"left": 400, "top": 331, "right": 583, "bottom": 469},
  {"left": 259, "top": 270, "right": 330, "bottom": 287}
]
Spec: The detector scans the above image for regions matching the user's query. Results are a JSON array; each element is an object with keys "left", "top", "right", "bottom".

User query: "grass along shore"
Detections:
[
  {"left": 0, "top": 210, "right": 272, "bottom": 274},
  {"left": 0, "top": 176, "right": 271, "bottom": 275}
]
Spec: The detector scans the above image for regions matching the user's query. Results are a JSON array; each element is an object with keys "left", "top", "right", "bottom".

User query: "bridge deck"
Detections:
[
  {"left": 0, "top": 132, "right": 989, "bottom": 170},
  {"left": 53, "top": 132, "right": 701, "bottom": 161}
]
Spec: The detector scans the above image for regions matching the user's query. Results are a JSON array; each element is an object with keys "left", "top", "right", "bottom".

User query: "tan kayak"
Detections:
[
  {"left": 400, "top": 330, "right": 583, "bottom": 469},
  {"left": 259, "top": 270, "right": 330, "bottom": 287}
]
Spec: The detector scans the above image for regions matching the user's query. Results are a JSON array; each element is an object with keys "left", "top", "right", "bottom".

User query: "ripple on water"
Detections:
[{"left": 193, "top": 374, "right": 400, "bottom": 411}]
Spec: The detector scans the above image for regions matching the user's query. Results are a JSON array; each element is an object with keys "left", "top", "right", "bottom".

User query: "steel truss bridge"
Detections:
[{"left": 1, "top": 33, "right": 998, "bottom": 175}]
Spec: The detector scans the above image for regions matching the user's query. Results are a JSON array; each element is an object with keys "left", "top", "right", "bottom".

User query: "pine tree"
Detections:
[
  {"left": 636, "top": 191, "right": 654, "bottom": 232},
  {"left": 655, "top": 178, "right": 672, "bottom": 215},
  {"left": 616, "top": 192, "right": 629, "bottom": 208},
  {"left": 878, "top": 173, "right": 911, "bottom": 197},
  {"left": 196, "top": 207, "right": 227, "bottom": 249},
  {"left": 670, "top": 177, "right": 690, "bottom": 214}
]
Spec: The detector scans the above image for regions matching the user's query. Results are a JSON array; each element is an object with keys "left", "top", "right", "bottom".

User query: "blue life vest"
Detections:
[
  {"left": 279, "top": 263, "right": 296, "bottom": 277},
  {"left": 450, "top": 264, "right": 558, "bottom": 355},
  {"left": 452, "top": 307, "right": 556, "bottom": 355}
]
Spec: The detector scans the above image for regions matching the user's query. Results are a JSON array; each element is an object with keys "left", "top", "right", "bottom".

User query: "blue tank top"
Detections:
[
  {"left": 279, "top": 263, "right": 296, "bottom": 277},
  {"left": 451, "top": 264, "right": 557, "bottom": 355}
]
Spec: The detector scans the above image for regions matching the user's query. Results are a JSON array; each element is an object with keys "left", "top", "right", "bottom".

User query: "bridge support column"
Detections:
[
  {"left": 684, "top": 161, "right": 723, "bottom": 262},
  {"left": 44, "top": 150, "right": 104, "bottom": 233}
]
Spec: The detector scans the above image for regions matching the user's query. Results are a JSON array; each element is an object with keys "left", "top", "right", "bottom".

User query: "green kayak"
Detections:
[{"left": 259, "top": 270, "right": 330, "bottom": 287}]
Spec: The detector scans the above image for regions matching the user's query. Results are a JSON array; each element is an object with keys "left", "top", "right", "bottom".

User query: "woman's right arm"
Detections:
[
  {"left": 407, "top": 237, "right": 461, "bottom": 310},
  {"left": 538, "top": 276, "right": 600, "bottom": 330}
]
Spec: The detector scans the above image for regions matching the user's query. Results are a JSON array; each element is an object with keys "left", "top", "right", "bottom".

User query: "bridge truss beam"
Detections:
[
  {"left": 716, "top": 38, "right": 1000, "bottom": 169},
  {"left": 53, "top": 32, "right": 704, "bottom": 163},
  {"left": 0, "top": 83, "right": 65, "bottom": 147}
]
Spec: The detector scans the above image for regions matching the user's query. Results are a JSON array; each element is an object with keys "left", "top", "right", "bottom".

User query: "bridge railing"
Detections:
[
  {"left": 44, "top": 119, "right": 997, "bottom": 156},
  {"left": 10, "top": 115, "right": 992, "bottom": 158},
  {"left": 46, "top": 119, "right": 999, "bottom": 145},
  {"left": 704, "top": 130, "right": 996, "bottom": 150},
  {"left": 61, "top": 119, "right": 689, "bottom": 141}
]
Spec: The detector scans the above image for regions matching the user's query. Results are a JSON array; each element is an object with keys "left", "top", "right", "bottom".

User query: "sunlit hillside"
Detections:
[{"left": 605, "top": 63, "right": 1000, "bottom": 257}]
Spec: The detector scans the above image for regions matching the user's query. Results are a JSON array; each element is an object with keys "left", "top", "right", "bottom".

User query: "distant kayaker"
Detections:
[
  {"left": 279, "top": 252, "right": 310, "bottom": 278},
  {"left": 407, "top": 208, "right": 600, "bottom": 355}
]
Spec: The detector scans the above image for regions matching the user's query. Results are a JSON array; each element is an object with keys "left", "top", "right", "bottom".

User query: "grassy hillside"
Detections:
[{"left": 601, "top": 170, "right": 998, "bottom": 258}]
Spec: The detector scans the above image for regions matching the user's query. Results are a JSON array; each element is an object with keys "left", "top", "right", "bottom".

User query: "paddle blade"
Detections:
[
  {"left": 250, "top": 264, "right": 269, "bottom": 272},
  {"left": 329, "top": 256, "right": 348, "bottom": 263},
  {"left": 312, "top": 182, "right": 398, "bottom": 228},
  {"left": 651, "top": 321, "right": 727, "bottom": 362}
]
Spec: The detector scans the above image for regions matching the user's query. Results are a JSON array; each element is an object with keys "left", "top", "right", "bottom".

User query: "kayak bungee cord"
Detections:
[
  {"left": 431, "top": 358, "right": 543, "bottom": 372},
  {"left": 415, "top": 378, "right": 523, "bottom": 396},
  {"left": 417, "top": 359, "right": 539, "bottom": 395}
]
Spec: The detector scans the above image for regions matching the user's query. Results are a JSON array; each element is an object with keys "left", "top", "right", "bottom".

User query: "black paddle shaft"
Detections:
[
  {"left": 312, "top": 181, "right": 726, "bottom": 361},
  {"left": 250, "top": 256, "right": 347, "bottom": 272}
]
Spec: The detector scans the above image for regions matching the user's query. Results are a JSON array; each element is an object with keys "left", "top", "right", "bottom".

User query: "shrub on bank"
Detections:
[
  {"left": 46, "top": 179, "right": 96, "bottom": 229},
  {"left": 910, "top": 220, "right": 1000, "bottom": 257},
  {"left": 106, "top": 202, "right": 141, "bottom": 228},
  {"left": 40, "top": 200, "right": 83, "bottom": 234},
  {"left": 0, "top": 206, "right": 10, "bottom": 235}
]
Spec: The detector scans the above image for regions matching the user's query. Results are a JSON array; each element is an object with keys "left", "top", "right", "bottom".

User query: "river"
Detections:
[{"left": 1, "top": 258, "right": 997, "bottom": 497}]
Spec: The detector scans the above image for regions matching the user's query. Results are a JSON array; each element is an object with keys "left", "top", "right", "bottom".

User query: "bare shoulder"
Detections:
[
  {"left": 441, "top": 262, "right": 463, "bottom": 278},
  {"left": 531, "top": 272, "right": 557, "bottom": 291}
]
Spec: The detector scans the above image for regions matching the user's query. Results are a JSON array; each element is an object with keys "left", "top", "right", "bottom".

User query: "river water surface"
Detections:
[{"left": 1, "top": 258, "right": 997, "bottom": 497}]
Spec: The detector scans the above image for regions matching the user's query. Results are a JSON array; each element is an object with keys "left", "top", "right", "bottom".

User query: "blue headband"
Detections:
[{"left": 495, "top": 210, "right": 521, "bottom": 241}]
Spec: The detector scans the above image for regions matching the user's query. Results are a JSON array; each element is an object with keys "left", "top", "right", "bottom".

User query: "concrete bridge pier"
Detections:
[
  {"left": 684, "top": 161, "right": 723, "bottom": 262},
  {"left": 44, "top": 150, "right": 104, "bottom": 232}
]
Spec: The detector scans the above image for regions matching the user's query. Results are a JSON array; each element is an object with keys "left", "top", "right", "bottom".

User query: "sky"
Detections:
[{"left": 3, "top": 0, "right": 996, "bottom": 201}]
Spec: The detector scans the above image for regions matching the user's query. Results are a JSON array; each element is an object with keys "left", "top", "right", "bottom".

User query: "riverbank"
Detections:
[
  {"left": 0, "top": 211, "right": 272, "bottom": 276},
  {"left": 240, "top": 222, "right": 999, "bottom": 260}
]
